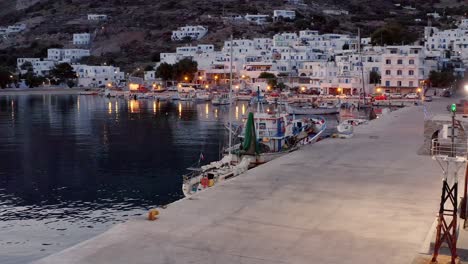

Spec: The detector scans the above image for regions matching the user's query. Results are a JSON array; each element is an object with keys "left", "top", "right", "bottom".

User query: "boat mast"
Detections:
[
  {"left": 228, "top": 34, "right": 234, "bottom": 154},
  {"left": 358, "top": 28, "right": 367, "bottom": 106}
]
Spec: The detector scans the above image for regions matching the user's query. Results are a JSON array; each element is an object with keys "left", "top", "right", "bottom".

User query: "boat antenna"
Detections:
[{"left": 228, "top": 34, "right": 234, "bottom": 154}]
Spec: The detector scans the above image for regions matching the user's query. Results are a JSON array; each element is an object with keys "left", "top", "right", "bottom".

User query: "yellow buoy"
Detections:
[
  {"left": 148, "top": 209, "right": 160, "bottom": 221},
  {"left": 208, "top": 179, "right": 215, "bottom": 187}
]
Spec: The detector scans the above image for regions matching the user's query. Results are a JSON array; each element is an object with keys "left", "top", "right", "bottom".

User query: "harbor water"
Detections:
[{"left": 0, "top": 94, "right": 391, "bottom": 263}]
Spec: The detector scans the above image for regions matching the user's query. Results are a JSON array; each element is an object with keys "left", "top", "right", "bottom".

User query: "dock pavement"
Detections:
[{"left": 34, "top": 98, "right": 455, "bottom": 264}]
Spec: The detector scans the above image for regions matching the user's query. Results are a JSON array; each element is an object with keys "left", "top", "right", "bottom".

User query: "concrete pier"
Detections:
[{"left": 35, "top": 102, "right": 449, "bottom": 264}]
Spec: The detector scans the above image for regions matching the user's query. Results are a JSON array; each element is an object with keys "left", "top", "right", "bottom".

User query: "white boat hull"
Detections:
[{"left": 286, "top": 104, "right": 339, "bottom": 115}]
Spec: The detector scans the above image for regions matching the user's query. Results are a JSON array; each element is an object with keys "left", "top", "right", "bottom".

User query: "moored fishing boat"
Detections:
[
  {"left": 195, "top": 90, "right": 211, "bottom": 101},
  {"left": 212, "top": 93, "right": 231, "bottom": 105},
  {"left": 285, "top": 101, "right": 340, "bottom": 115},
  {"left": 237, "top": 111, "right": 326, "bottom": 164}
]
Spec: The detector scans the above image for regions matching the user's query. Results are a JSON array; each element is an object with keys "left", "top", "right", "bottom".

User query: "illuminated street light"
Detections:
[
  {"left": 417, "top": 88, "right": 422, "bottom": 93},
  {"left": 301, "top": 87, "right": 306, "bottom": 92},
  {"left": 267, "top": 85, "right": 271, "bottom": 91},
  {"left": 184, "top": 76, "right": 189, "bottom": 81},
  {"left": 464, "top": 84, "right": 468, "bottom": 93},
  {"left": 214, "top": 75, "right": 219, "bottom": 80},
  {"left": 377, "top": 88, "right": 381, "bottom": 93},
  {"left": 205, "top": 85, "right": 209, "bottom": 89}
]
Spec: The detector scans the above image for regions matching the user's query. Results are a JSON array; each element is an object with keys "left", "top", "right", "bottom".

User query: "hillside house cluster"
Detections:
[
  {"left": 424, "top": 19, "right": 468, "bottom": 70},
  {"left": 156, "top": 19, "right": 467, "bottom": 95},
  {"left": 17, "top": 46, "right": 125, "bottom": 87},
  {"left": 73, "top": 33, "right": 91, "bottom": 45},
  {"left": 0, "top": 23, "right": 26, "bottom": 38},
  {"left": 171, "top": 25, "right": 208, "bottom": 41}
]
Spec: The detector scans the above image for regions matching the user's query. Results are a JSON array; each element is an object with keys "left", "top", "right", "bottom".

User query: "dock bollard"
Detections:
[{"left": 148, "top": 209, "right": 160, "bottom": 221}]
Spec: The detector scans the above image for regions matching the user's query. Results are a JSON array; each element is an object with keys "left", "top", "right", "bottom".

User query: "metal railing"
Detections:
[{"left": 431, "top": 139, "right": 468, "bottom": 158}]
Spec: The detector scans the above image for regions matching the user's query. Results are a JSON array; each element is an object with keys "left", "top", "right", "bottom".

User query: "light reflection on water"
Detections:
[{"left": 0, "top": 94, "right": 385, "bottom": 262}]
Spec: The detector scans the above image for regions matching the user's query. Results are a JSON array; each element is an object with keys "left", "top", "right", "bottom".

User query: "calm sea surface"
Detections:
[{"left": 0, "top": 94, "right": 376, "bottom": 263}]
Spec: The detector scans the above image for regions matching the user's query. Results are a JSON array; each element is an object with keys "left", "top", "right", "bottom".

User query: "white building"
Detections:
[
  {"left": 17, "top": 58, "right": 56, "bottom": 76},
  {"left": 88, "top": 14, "right": 108, "bottom": 21},
  {"left": 17, "top": 58, "right": 40, "bottom": 72},
  {"left": 72, "top": 65, "right": 125, "bottom": 87},
  {"left": 7, "top": 23, "right": 26, "bottom": 34},
  {"left": 0, "top": 23, "right": 26, "bottom": 37},
  {"left": 73, "top": 33, "right": 91, "bottom": 45},
  {"left": 380, "top": 46, "right": 426, "bottom": 93},
  {"left": 171, "top": 25, "right": 208, "bottom": 41},
  {"left": 47, "top": 49, "right": 90, "bottom": 62},
  {"left": 144, "top": 71, "right": 156, "bottom": 81},
  {"left": 245, "top": 14, "right": 270, "bottom": 25},
  {"left": 460, "top": 19, "right": 468, "bottom": 29},
  {"left": 273, "top": 10, "right": 296, "bottom": 21},
  {"left": 424, "top": 22, "right": 468, "bottom": 64},
  {"left": 323, "top": 9, "right": 349, "bottom": 16},
  {"left": 427, "top": 12, "right": 441, "bottom": 19}
]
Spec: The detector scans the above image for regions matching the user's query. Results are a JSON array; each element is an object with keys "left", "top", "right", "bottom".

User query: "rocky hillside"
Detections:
[{"left": 0, "top": 0, "right": 466, "bottom": 72}]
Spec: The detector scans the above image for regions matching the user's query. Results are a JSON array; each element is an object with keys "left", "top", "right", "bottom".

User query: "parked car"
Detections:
[
  {"left": 405, "top": 93, "right": 419, "bottom": 99},
  {"left": 372, "top": 94, "right": 387, "bottom": 100},
  {"left": 390, "top": 93, "right": 402, "bottom": 99},
  {"left": 424, "top": 96, "right": 433, "bottom": 102},
  {"left": 442, "top": 90, "right": 452, "bottom": 97}
]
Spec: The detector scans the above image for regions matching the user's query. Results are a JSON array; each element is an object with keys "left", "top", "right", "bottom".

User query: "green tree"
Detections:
[
  {"left": 50, "top": 63, "right": 76, "bottom": 85},
  {"left": 294, "top": 19, "right": 311, "bottom": 30},
  {"left": 429, "top": 70, "right": 455, "bottom": 87},
  {"left": 144, "top": 65, "right": 154, "bottom": 71},
  {"left": 258, "top": 72, "right": 277, "bottom": 88},
  {"left": 258, "top": 72, "right": 276, "bottom": 79},
  {"left": 173, "top": 58, "right": 198, "bottom": 81},
  {"left": 155, "top": 63, "right": 174, "bottom": 81},
  {"left": 0, "top": 67, "right": 13, "bottom": 89},
  {"left": 371, "top": 23, "right": 417, "bottom": 45},
  {"left": 369, "top": 71, "right": 381, "bottom": 84},
  {"left": 277, "top": 82, "right": 287, "bottom": 91},
  {"left": 24, "top": 72, "right": 45, "bottom": 88},
  {"left": 20, "top": 61, "right": 33, "bottom": 72}
]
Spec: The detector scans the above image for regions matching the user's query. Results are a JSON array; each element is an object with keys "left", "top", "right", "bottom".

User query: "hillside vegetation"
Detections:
[{"left": 0, "top": 0, "right": 466, "bottom": 72}]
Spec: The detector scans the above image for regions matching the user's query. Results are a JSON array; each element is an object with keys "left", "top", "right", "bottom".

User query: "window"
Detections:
[
  {"left": 397, "top": 81, "right": 402, "bottom": 87},
  {"left": 409, "top": 70, "right": 414, "bottom": 76},
  {"left": 409, "top": 81, "right": 414, "bottom": 87},
  {"left": 385, "top": 70, "right": 391, "bottom": 75},
  {"left": 386, "top": 59, "right": 391, "bottom": 65},
  {"left": 397, "top": 59, "right": 403, "bottom": 64},
  {"left": 409, "top": 59, "right": 414, "bottom": 65},
  {"left": 385, "top": 81, "right": 390, "bottom": 86},
  {"left": 397, "top": 70, "right": 402, "bottom": 75}
]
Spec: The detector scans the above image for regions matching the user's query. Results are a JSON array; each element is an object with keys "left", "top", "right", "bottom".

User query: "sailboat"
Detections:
[{"left": 182, "top": 35, "right": 252, "bottom": 197}]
